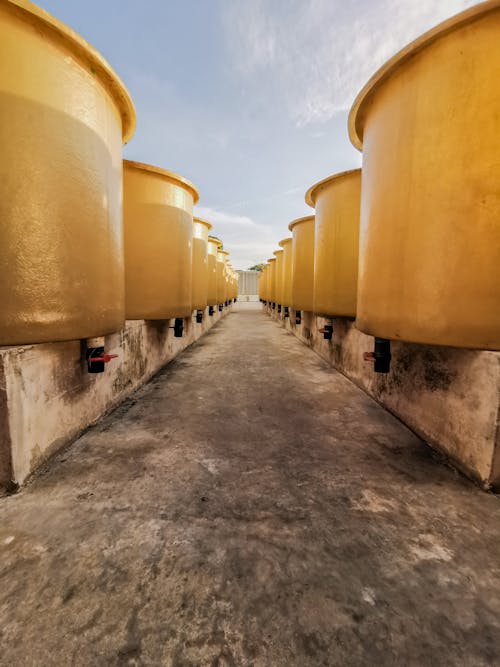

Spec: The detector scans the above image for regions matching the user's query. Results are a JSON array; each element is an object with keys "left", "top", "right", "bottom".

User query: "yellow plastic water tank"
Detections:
[
  {"left": 259, "top": 266, "right": 268, "bottom": 301},
  {"left": 263, "top": 266, "right": 269, "bottom": 302},
  {"left": 230, "top": 268, "right": 238, "bottom": 300},
  {"left": 267, "top": 258, "right": 277, "bottom": 304},
  {"left": 279, "top": 238, "right": 293, "bottom": 307},
  {"left": 223, "top": 256, "right": 230, "bottom": 303},
  {"left": 234, "top": 271, "right": 239, "bottom": 299},
  {"left": 306, "top": 169, "right": 361, "bottom": 318},
  {"left": 288, "top": 216, "right": 315, "bottom": 312},
  {"left": 192, "top": 217, "right": 212, "bottom": 311},
  {"left": 226, "top": 262, "right": 233, "bottom": 301},
  {"left": 226, "top": 258, "right": 234, "bottom": 302},
  {"left": 207, "top": 236, "right": 221, "bottom": 306},
  {"left": 349, "top": 1, "right": 500, "bottom": 349},
  {"left": 233, "top": 270, "right": 238, "bottom": 300},
  {"left": 123, "top": 160, "right": 198, "bottom": 319},
  {"left": 0, "top": 0, "right": 135, "bottom": 345},
  {"left": 224, "top": 257, "right": 231, "bottom": 302},
  {"left": 216, "top": 248, "right": 229, "bottom": 304},
  {"left": 273, "top": 249, "right": 284, "bottom": 306}
]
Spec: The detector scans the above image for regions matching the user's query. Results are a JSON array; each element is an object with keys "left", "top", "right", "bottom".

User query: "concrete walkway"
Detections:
[{"left": 1, "top": 304, "right": 500, "bottom": 666}]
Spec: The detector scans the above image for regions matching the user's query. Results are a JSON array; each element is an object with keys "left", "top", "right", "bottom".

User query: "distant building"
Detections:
[{"left": 237, "top": 270, "right": 260, "bottom": 301}]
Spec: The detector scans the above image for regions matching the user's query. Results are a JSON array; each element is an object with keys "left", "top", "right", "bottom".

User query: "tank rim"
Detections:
[
  {"left": 193, "top": 217, "right": 213, "bottom": 230},
  {"left": 278, "top": 237, "right": 292, "bottom": 247},
  {"left": 5, "top": 0, "right": 136, "bottom": 143},
  {"left": 305, "top": 168, "right": 361, "bottom": 207},
  {"left": 348, "top": 0, "right": 500, "bottom": 151},
  {"left": 288, "top": 215, "right": 314, "bottom": 232},
  {"left": 123, "top": 159, "right": 199, "bottom": 203},
  {"left": 208, "top": 235, "right": 222, "bottom": 249}
]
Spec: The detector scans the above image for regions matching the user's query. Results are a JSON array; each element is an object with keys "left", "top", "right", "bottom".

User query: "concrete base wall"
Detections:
[
  {"left": 0, "top": 307, "right": 231, "bottom": 489},
  {"left": 237, "top": 295, "right": 259, "bottom": 302},
  {"left": 266, "top": 305, "right": 500, "bottom": 489}
]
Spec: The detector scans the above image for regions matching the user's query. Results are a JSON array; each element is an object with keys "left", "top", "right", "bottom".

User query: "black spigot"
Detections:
[
  {"left": 364, "top": 338, "right": 391, "bottom": 373},
  {"left": 209, "top": 306, "right": 214, "bottom": 316},
  {"left": 284, "top": 306, "right": 289, "bottom": 318},
  {"left": 173, "top": 318, "right": 184, "bottom": 338},
  {"left": 319, "top": 324, "right": 333, "bottom": 340},
  {"left": 295, "top": 310, "right": 301, "bottom": 325},
  {"left": 219, "top": 304, "right": 223, "bottom": 312},
  {"left": 196, "top": 310, "right": 203, "bottom": 324},
  {"left": 277, "top": 304, "right": 282, "bottom": 314}
]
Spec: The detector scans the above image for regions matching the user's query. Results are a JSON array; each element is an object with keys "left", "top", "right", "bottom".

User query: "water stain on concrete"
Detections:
[{"left": 0, "top": 304, "right": 500, "bottom": 666}]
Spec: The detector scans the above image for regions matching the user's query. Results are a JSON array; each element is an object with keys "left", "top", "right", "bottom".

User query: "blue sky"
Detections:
[{"left": 38, "top": 0, "right": 478, "bottom": 269}]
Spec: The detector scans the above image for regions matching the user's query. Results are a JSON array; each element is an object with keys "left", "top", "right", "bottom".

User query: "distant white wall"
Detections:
[{"left": 238, "top": 270, "right": 259, "bottom": 297}]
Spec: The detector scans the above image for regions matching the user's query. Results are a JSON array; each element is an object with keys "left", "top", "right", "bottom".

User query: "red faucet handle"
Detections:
[
  {"left": 88, "top": 353, "right": 118, "bottom": 364},
  {"left": 363, "top": 352, "right": 375, "bottom": 363}
]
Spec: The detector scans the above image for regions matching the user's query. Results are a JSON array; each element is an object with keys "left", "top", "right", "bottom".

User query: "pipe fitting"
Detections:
[
  {"left": 172, "top": 318, "right": 184, "bottom": 338},
  {"left": 295, "top": 310, "right": 301, "bottom": 325},
  {"left": 363, "top": 337, "right": 392, "bottom": 373},
  {"left": 195, "top": 310, "right": 203, "bottom": 324},
  {"left": 319, "top": 324, "right": 333, "bottom": 340},
  {"left": 209, "top": 306, "right": 214, "bottom": 316},
  {"left": 86, "top": 345, "right": 118, "bottom": 374},
  {"left": 284, "top": 306, "right": 289, "bottom": 318}
]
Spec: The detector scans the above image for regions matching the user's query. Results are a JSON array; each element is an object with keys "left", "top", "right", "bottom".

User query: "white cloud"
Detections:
[
  {"left": 202, "top": 185, "right": 307, "bottom": 214},
  {"left": 231, "top": 0, "right": 277, "bottom": 73},
  {"left": 195, "top": 205, "right": 258, "bottom": 228},
  {"left": 281, "top": 186, "right": 304, "bottom": 196},
  {"left": 222, "top": 0, "right": 480, "bottom": 126},
  {"left": 194, "top": 205, "right": 277, "bottom": 269}
]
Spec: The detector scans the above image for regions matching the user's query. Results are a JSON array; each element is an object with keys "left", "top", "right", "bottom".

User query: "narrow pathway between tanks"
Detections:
[{"left": 1, "top": 303, "right": 500, "bottom": 666}]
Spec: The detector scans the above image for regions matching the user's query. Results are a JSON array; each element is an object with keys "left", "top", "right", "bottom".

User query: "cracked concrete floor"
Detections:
[{"left": 1, "top": 303, "right": 500, "bottom": 666}]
